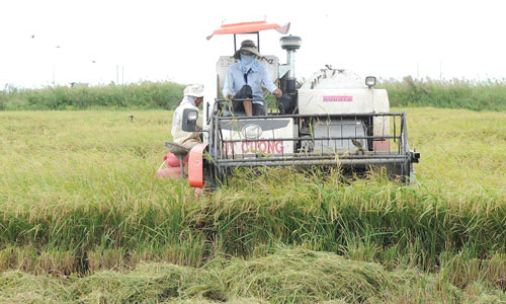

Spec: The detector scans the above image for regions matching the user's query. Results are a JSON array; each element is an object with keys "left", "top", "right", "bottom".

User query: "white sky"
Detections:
[{"left": 1, "top": 0, "right": 505, "bottom": 89}]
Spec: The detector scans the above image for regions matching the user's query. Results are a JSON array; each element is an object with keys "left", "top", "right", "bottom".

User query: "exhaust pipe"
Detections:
[{"left": 279, "top": 35, "right": 302, "bottom": 114}]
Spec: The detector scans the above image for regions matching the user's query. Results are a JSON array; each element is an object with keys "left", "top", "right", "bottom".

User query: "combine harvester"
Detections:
[{"left": 162, "top": 21, "right": 420, "bottom": 191}]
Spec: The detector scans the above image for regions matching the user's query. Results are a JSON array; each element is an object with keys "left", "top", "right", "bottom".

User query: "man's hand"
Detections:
[
  {"left": 272, "top": 88, "right": 282, "bottom": 98},
  {"left": 225, "top": 93, "right": 234, "bottom": 101}
]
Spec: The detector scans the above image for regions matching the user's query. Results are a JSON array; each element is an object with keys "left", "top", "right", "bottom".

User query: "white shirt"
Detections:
[
  {"left": 222, "top": 61, "right": 277, "bottom": 105},
  {"left": 171, "top": 96, "right": 203, "bottom": 148}
]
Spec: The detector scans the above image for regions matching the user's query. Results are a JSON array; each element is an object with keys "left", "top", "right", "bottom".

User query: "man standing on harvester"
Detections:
[
  {"left": 223, "top": 40, "right": 282, "bottom": 116},
  {"left": 171, "top": 84, "right": 204, "bottom": 149},
  {"left": 157, "top": 84, "right": 204, "bottom": 178}
]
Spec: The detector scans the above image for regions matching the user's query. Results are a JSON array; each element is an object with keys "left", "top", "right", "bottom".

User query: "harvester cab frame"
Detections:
[{"left": 178, "top": 21, "right": 420, "bottom": 191}]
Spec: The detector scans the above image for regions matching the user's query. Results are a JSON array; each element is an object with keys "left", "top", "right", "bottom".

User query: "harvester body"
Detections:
[{"left": 179, "top": 21, "right": 419, "bottom": 189}]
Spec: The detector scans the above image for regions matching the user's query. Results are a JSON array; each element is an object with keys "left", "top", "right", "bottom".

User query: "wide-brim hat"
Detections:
[
  {"left": 183, "top": 84, "right": 204, "bottom": 97},
  {"left": 233, "top": 40, "right": 261, "bottom": 60}
]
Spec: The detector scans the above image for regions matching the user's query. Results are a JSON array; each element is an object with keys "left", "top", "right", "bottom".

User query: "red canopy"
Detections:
[{"left": 206, "top": 21, "right": 290, "bottom": 40}]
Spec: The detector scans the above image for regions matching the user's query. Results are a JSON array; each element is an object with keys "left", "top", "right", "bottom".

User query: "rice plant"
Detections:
[{"left": 0, "top": 109, "right": 505, "bottom": 303}]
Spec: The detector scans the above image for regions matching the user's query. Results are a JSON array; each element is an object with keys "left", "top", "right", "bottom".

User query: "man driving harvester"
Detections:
[{"left": 222, "top": 40, "right": 283, "bottom": 116}]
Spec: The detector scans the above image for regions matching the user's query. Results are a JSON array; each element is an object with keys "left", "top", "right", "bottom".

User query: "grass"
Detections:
[
  {"left": 2, "top": 77, "right": 506, "bottom": 111},
  {"left": 1, "top": 248, "right": 505, "bottom": 303},
  {"left": 0, "top": 81, "right": 185, "bottom": 111},
  {"left": 0, "top": 108, "right": 505, "bottom": 302},
  {"left": 379, "top": 77, "right": 506, "bottom": 111}
]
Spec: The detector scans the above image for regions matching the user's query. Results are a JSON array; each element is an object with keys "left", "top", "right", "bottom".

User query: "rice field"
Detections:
[{"left": 0, "top": 108, "right": 505, "bottom": 303}]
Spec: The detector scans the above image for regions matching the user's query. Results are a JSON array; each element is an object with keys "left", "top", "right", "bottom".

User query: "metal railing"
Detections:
[{"left": 207, "top": 100, "right": 411, "bottom": 170}]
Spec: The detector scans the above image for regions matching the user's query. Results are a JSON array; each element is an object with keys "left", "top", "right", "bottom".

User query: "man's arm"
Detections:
[
  {"left": 196, "top": 114, "right": 203, "bottom": 130},
  {"left": 222, "top": 68, "right": 234, "bottom": 99},
  {"left": 261, "top": 66, "right": 282, "bottom": 98}
]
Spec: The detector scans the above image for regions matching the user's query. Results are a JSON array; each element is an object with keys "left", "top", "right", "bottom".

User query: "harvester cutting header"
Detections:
[{"left": 159, "top": 21, "right": 420, "bottom": 191}]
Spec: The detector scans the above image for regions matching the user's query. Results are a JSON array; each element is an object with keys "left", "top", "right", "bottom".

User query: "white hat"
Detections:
[{"left": 183, "top": 84, "right": 204, "bottom": 97}]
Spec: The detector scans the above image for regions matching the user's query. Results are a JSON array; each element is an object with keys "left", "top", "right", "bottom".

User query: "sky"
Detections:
[{"left": 1, "top": 0, "right": 506, "bottom": 89}]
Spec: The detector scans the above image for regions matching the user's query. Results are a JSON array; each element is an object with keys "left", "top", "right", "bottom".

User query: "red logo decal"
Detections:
[
  {"left": 224, "top": 140, "right": 284, "bottom": 154},
  {"left": 323, "top": 95, "right": 353, "bottom": 102}
]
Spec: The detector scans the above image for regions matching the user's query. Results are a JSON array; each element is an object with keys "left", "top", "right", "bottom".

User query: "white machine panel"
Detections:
[
  {"left": 298, "top": 89, "right": 388, "bottom": 114},
  {"left": 220, "top": 118, "right": 294, "bottom": 155},
  {"left": 298, "top": 88, "right": 390, "bottom": 138}
]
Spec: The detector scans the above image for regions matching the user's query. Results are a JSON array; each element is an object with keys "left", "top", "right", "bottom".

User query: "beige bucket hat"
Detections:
[
  {"left": 183, "top": 84, "right": 204, "bottom": 97},
  {"left": 233, "top": 40, "right": 261, "bottom": 60}
]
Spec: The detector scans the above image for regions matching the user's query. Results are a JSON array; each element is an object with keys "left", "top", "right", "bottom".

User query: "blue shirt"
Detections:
[{"left": 222, "top": 61, "right": 278, "bottom": 105}]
